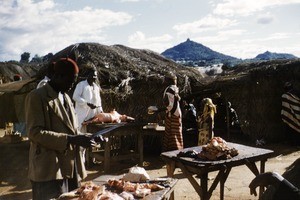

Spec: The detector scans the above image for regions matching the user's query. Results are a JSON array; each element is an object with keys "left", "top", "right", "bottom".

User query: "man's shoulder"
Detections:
[
  {"left": 29, "top": 84, "right": 55, "bottom": 100},
  {"left": 75, "top": 80, "right": 88, "bottom": 87}
]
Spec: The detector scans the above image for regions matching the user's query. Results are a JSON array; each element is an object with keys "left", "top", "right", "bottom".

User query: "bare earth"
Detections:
[{"left": 1, "top": 130, "right": 300, "bottom": 200}]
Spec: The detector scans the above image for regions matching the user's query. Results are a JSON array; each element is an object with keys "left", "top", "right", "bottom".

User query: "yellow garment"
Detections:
[{"left": 198, "top": 98, "right": 217, "bottom": 145}]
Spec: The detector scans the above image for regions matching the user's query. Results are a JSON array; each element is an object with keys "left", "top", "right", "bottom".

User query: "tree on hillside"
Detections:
[
  {"left": 42, "top": 53, "right": 54, "bottom": 62},
  {"left": 31, "top": 54, "right": 43, "bottom": 63},
  {"left": 20, "top": 52, "right": 30, "bottom": 63}
]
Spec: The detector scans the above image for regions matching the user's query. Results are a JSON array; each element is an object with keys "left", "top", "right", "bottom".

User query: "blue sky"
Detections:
[{"left": 1, "top": 0, "right": 300, "bottom": 61}]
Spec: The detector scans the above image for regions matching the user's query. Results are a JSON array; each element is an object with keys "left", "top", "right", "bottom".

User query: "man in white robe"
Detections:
[{"left": 73, "top": 69, "right": 103, "bottom": 132}]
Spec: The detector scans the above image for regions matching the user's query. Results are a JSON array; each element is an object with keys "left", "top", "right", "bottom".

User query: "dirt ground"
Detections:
[{"left": 1, "top": 130, "right": 300, "bottom": 200}]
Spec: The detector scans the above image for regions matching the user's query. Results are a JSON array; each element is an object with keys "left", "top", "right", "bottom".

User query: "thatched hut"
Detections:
[
  {"left": 43, "top": 43, "right": 206, "bottom": 124},
  {"left": 190, "top": 59, "right": 300, "bottom": 142},
  {"left": 36, "top": 43, "right": 300, "bottom": 143},
  {"left": 0, "top": 78, "right": 37, "bottom": 130},
  {"left": 1, "top": 43, "right": 299, "bottom": 144}
]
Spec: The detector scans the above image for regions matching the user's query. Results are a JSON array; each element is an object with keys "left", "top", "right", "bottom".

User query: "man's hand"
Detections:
[
  {"left": 249, "top": 172, "right": 282, "bottom": 196},
  {"left": 92, "top": 135, "right": 108, "bottom": 143},
  {"left": 67, "top": 135, "right": 95, "bottom": 148},
  {"left": 87, "top": 103, "right": 97, "bottom": 109}
]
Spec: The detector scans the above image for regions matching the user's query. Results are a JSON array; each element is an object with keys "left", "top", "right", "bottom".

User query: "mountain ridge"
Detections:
[
  {"left": 161, "top": 38, "right": 237, "bottom": 64},
  {"left": 255, "top": 51, "right": 297, "bottom": 60},
  {"left": 161, "top": 39, "right": 298, "bottom": 66}
]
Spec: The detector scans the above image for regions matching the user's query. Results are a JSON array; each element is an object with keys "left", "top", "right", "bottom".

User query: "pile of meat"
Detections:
[
  {"left": 82, "top": 109, "right": 135, "bottom": 125},
  {"left": 107, "top": 179, "right": 165, "bottom": 199},
  {"left": 197, "top": 137, "right": 239, "bottom": 161},
  {"left": 57, "top": 179, "right": 165, "bottom": 200},
  {"left": 57, "top": 182, "right": 104, "bottom": 200}
]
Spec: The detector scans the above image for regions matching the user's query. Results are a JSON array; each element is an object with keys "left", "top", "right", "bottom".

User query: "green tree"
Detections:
[
  {"left": 31, "top": 54, "right": 43, "bottom": 63},
  {"left": 20, "top": 52, "right": 30, "bottom": 63},
  {"left": 42, "top": 53, "right": 54, "bottom": 62}
]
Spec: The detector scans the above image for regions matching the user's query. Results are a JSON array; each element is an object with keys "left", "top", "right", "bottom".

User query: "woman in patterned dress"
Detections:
[
  {"left": 197, "top": 98, "right": 217, "bottom": 146},
  {"left": 162, "top": 74, "right": 184, "bottom": 151}
]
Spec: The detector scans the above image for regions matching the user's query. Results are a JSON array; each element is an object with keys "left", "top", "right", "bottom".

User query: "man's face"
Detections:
[
  {"left": 60, "top": 73, "right": 78, "bottom": 93},
  {"left": 87, "top": 76, "right": 96, "bottom": 85}
]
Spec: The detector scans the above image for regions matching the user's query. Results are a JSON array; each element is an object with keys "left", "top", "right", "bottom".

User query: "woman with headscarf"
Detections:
[
  {"left": 197, "top": 98, "right": 217, "bottom": 145},
  {"left": 162, "top": 74, "right": 184, "bottom": 151}
]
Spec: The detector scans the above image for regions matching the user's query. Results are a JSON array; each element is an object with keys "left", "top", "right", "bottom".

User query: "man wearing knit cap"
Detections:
[
  {"left": 25, "top": 58, "right": 101, "bottom": 200},
  {"left": 73, "top": 67, "right": 103, "bottom": 132}
]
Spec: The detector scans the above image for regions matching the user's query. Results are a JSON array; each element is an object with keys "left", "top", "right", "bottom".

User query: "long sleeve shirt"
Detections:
[{"left": 72, "top": 80, "right": 103, "bottom": 128}]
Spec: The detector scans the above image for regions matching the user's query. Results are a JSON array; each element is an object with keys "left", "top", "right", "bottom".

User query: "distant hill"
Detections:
[
  {"left": 161, "top": 39, "right": 299, "bottom": 67},
  {"left": 255, "top": 51, "right": 297, "bottom": 60},
  {"left": 161, "top": 38, "right": 238, "bottom": 66}
]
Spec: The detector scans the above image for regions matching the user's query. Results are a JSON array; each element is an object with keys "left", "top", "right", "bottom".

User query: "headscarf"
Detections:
[{"left": 202, "top": 98, "right": 217, "bottom": 118}]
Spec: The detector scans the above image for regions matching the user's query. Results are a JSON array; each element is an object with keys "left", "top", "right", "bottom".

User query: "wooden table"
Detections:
[
  {"left": 142, "top": 125, "right": 165, "bottom": 154},
  {"left": 161, "top": 143, "right": 274, "bottom": 200},
  {"left": 86, "top": 122, "right": 144, "bottom": 172},
  {"left": 93, "top": 175, "right": 178, "bottom": 200}
]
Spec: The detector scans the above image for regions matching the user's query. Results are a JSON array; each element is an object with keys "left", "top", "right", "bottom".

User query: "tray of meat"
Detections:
[
  {"left": 106, "top": 178, "right": 166, "bottom": 199},
  {"left": 197, "top": 137, "right": 239, "bottom": 161},
  {"left": 57, "top": 178, "right": 173, "bottom": 200}
]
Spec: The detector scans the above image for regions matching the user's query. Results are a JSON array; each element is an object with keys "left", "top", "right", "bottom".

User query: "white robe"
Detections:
[{"left": 73, "top": 80, "right": 103, "bottom": 130}]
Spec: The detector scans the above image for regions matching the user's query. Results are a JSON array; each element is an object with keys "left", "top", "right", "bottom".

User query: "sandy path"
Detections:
[{"left": 1, "top": 129, "right": 299, "bottom": 200}]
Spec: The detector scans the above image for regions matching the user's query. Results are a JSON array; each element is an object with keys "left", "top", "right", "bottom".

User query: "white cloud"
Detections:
[
  {"left": 256, "top": 13, "right": 274, "bottom": 24},
  {"left": 210, "top": 42, "right": 265, "bottom": 59},
  {"left": 127, "top": 31, "right": 173, "bottom": 52},
  {"left": 0, "top": 0, "right": 133, "bottom": 61},
  {"left": 218, "top": 29, "right": 247, "bottom": 36},
  {"left": 213, "top": 0, "right": 300, "bottom": 16},
  {"left": 120, "top": 0, "right": 140, "bottom": 2},
  {"left": 214, "top": 31, "right": 299, "bottom": 59},
  {"left": 173, "top": 15, "right": 236, "bottom": 35},
  {"left": 193, "top": 29, "right": 246, "bottom": 45},
  {"left": 120, "top": 0, "right": 166, "bottom": 2},
  {"left": 262, "top": 32, "right": 291, "bottom": 40}
]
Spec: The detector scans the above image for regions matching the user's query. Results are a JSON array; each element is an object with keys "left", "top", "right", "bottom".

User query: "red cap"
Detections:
[{"left": 54, "top": 57, "right": 79, "bottom": 74}]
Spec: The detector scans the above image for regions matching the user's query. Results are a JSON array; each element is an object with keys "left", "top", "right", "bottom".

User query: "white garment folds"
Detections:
[{"left": 73, "top": 80, "right": 103, "bottom": 129}]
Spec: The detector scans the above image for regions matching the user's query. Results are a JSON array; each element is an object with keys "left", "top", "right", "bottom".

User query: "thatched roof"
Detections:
[
  {"left": 46, "top": 43, "right": 207, "bottom": 123},
  {"left": 0, "top": 62, "right": 40, "bottom": 83},
  {"left": 192, "top": 59, "right": 300, "bottom": 142},
  {"left": 0, "top": 78, "right": 37, "bottom": 127},
  {"left": 1, "top": 42, "right": 299, "bottom": 142},
  {"left": 0, "top": 78, "right": 36, "bottom": 93}
]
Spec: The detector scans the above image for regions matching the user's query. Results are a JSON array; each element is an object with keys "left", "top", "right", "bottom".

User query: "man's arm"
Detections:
[
  {"left": 72, "top": 82, "right": 88, "bottom": 105},
  {"left": 249, "top": 172, "right": 300, "bottom": 200},
  {"left": 26, "top": 90, "right": 95, "bottom": 150}
]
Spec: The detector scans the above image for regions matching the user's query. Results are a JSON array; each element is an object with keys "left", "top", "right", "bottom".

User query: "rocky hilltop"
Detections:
[
  {"left": 255, "top": 51, "right": 297, "bottom": 60},
  {"left": 161, "top": 38, "right": 238, "bottom": 66}
]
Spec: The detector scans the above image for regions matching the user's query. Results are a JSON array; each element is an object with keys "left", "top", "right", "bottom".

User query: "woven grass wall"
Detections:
[{"left": 207, "top": 60, "right": 300, "bottom": 142}]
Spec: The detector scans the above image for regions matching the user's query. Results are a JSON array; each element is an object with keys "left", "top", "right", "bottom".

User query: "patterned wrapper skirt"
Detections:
[{"left": 163, "top": 114, "right": 184, "bottom": 152}]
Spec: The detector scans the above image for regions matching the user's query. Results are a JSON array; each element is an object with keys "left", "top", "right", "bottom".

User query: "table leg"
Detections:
[
  {"left": 200, "top": 173, "right": 208, "bottom": 200},
  {"left": 245, "top": 160, "right": 259, "bottom": 175},
  {"left": 85, "top": 147, "right": 92, "bottom": 167},
  {"left": 259, "top": 160, "right": 266, "bottom": 198},
  {"left": 166, "top": 161, "right": 176, "bottom": 177},
  {"left": 138, "top": 130, "right": 143, "bottom": 166},
  {"left": 245, "top": 159, "right": 267, "bottom": 198},
  {"left": 104, "top": 136, "right": 111, "bottom": 172},
  {"left": 176, "top": 161, "right": 202, "bottom": 198},
  {"left": 165, "top": 161, "right": 176, "bottom": 200},
  {"left": 219, "top": 168, "right": 231, "bottom": 200}
]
